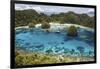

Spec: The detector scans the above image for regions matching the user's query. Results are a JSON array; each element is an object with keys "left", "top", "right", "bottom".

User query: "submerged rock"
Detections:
[
  {"left": 55, "top": 49, "right": 60, "bottom": 53},
  {"left": 25, "top": 43, "right": 30, "bottom": 46},
  {"left": 45, "top": 49, "right": 53, "bottom": 54},
  {"left": 61, "top": 42, "right": 64, "bottom": 44}
]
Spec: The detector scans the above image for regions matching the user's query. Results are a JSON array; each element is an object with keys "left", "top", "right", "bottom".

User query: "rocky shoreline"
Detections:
[{"left": 15, "top": 50, "right": 94, "bottom": 66}]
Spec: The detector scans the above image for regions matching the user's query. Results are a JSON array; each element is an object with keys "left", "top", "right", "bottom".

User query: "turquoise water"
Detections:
[{"left": 15, "top": 27, "right": 94, "bottom": 57}]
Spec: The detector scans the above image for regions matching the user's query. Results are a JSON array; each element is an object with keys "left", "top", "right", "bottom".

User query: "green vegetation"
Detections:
[
  {"left": 15, "top": 9, "right": 95, "bottom": 66},
  {"left": 28, "top": 23, "right": 35, "bottom": 28},
  {"left": 15, "top": 10, "right": 95, "bottom": 28},
  {"left": 67, "top": 26, "right": 78, "bottom": 36},
  {"left": 15, "top": 50, "right": 94, "bottom": 66},
  {"left": 41, "top": 22, "right": 50, "bottom": 29}
]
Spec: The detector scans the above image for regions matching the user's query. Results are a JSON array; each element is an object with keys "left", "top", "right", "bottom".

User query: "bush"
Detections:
[
  {"left": 15, "top": 55, "right": 24, "bottom": 66},
  {"left": 28, "top": 23, "right": 35, "bottom": 28},
  {"left": 67, "top": 25, "right": 78, "bottom": 36},
  {"left": 41, "top": 22, "right": 50, "bottom": 29}
]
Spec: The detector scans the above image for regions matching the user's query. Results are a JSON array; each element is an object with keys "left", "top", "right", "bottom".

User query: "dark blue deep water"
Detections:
[{"left": 15, "top": 27, "right": 94, "bottom": 57}]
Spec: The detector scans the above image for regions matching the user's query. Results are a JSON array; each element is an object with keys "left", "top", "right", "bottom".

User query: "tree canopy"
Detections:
[{"left": 15, "top": 9, "right": 95, "bottom": 28}]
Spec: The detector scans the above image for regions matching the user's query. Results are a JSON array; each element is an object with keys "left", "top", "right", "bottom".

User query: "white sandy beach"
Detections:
[{"left": 15, "top": 22, "right": 94, "bottom": 32}]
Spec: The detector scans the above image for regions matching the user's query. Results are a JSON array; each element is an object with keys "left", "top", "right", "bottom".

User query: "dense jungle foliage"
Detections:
[{"left": 15, "top": 9, "right": 95, "bottom": 28}]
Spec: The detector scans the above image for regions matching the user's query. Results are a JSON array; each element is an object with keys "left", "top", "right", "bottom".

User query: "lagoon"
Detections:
[{"left": 15, "top": 24, "right": 94, "bottom": 57}]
